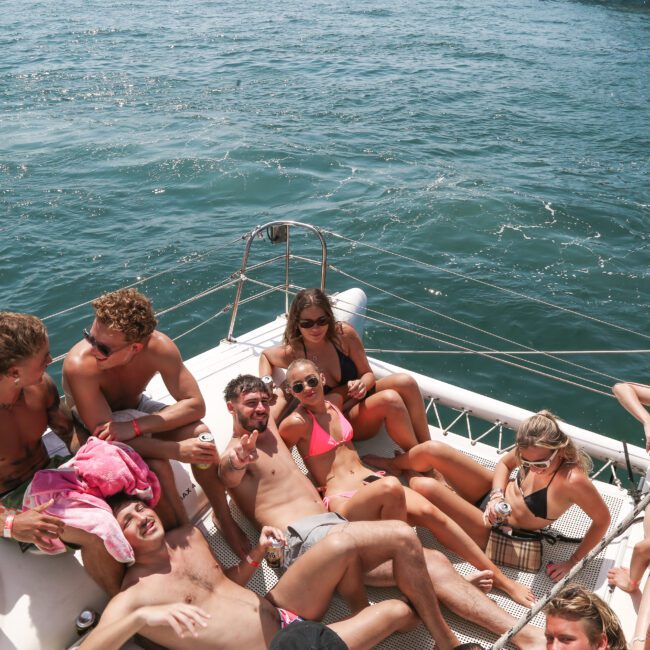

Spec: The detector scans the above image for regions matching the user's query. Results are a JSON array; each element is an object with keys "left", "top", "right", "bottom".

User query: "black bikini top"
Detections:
[
  {"left": 302, "top": 343, "right": 358, "bottom": 394},
  {"left": 517, "top": 465, "right": 563, "bottom": 520}
]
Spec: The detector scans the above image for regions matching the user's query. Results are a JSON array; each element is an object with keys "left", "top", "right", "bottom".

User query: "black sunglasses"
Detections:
[
  {"left": 291, "top": 375, "right": 320, "bottom": 393},
  {"left": 298, "top": 316, "right": 329, "bottom": 329},
  {"left": 83, "top": 328, "right": 127, "bottom": 358}
]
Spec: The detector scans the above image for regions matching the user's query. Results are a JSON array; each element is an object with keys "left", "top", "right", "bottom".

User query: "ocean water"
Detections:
[{"left": 1, "top": 0, "right": 649, "bottom": 443}]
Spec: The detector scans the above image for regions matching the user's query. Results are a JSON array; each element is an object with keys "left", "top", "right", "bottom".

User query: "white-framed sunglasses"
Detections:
[{"left": 519, "top": 448, "right": 559, "bottom": 470}]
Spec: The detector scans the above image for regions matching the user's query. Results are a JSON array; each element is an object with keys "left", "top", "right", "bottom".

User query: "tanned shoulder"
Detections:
[
  {"left": 62, "top": 342, "right": 98, "bottom": 379},
  {"left": 279, "top": 408, "right": 310, "bottom": 447}
]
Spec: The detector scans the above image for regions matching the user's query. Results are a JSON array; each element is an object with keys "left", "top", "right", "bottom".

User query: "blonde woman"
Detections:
[{"left": 365, "top": 411, "right": 611, "bottom": 581}]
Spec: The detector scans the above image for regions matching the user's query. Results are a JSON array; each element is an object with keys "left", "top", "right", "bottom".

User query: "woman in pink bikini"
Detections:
[
  {"left": 260, "top": 288, "right": 430, "bottom": 449},
  {"left": 279, "top": 357, "right": 537, "bottom": 608},
  {"left": 364, "top": 411, "right": 611, "bottom": 582}
]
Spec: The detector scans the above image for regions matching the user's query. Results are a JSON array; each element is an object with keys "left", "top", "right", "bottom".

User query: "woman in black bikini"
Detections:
[
  {"left": 364, "top": 411, "right": 611, "bottom": 581},
  {"left": 259, "top": 288, "right": 430, "bottom": 449}
]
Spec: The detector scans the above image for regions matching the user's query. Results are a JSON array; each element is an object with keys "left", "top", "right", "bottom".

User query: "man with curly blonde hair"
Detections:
[{"left": 63, "top": 288, "right": 250, "bottom": 559}]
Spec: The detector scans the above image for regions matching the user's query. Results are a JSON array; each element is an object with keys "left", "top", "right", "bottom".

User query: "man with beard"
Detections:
[{"left": 219, "top": 374, "right": 546, "bottom": 650}]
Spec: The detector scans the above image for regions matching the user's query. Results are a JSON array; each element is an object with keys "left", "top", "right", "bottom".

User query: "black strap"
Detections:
[{"left": 539, "top": 528, "right": 583, "bottom": 545}]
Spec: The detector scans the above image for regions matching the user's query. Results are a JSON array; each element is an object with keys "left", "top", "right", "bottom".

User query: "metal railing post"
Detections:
[{"left": 226, "top": 221, "right": 328, "bottom": 342}]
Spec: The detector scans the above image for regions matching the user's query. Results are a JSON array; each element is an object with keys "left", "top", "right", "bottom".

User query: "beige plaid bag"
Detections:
[{"left": 485, "top": 528, "right": 543, "bottom": 572}]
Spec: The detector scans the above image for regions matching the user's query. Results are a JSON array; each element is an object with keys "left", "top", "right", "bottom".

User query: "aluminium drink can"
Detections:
[
  {"left": 75, "top": 609, "right": 98, "bottom": 635},
  {"left": 195, "top": 432, "right": 215, "bottom": 470},
  {"left": 261, "top": 375, "right": 273, "bottom": 393},
  {"left": 265, "top": 537, "right": 285, "bottom": 568},
  {"left": 493, "top": 500, "right": 512, "bottom": 524}
]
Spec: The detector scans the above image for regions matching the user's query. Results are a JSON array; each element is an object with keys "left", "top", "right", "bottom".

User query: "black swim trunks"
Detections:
[{"left": 269, "top": 620, "right": 348, "bottom": 650}]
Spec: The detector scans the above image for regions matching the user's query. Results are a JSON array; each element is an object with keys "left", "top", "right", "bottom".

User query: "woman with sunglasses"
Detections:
[
  {"left": 543, "top": 584, "right": 627, "bottom": 649},
  {"left": 365, "top": 411, "right": 610, "bottom": 582},
  {"left": 280, "top": 358, "right": 537, "bottom": 609},
  {"left": 260, "top": 288, "right": 430, "bottom": 450}
]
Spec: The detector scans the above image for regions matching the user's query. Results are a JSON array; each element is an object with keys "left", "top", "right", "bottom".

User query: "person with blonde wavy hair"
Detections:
[
  {"left": 364, "top": 410, "right": 611, "bottom": 582},
  {"left": 544, "top": 584, "right": 627, "bottom": 649}
]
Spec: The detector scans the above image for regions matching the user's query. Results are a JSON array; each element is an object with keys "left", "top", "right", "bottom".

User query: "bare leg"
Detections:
[
  {"left": 347, "top": 389, "right": 419, "bottom": 450},
  {"left": 267, "top": 531, "right": 369, "bottom": 617},
  {"left": 408, "top": 476, "right": 491, "bottom": 548},
  {"left": 375, "top": 373, "right": 431, "bottom": 444},
  {"left": 609, "top": 504, "right": 650, "bottom": 593},
  {"left": 146, "top": 458, "right": 189, "bottom": 529},
  {"left": 332, "top": 479, "right": 494, "bottom": 593},
  {"left": 330, "top": 520, "right": 460, "bottom": 650},
  {"left": 328, "top": 600, "right": 419, "bottom": 650},
  {"left": 330, "top": 476, "right": 408, "bottom": 522},
  {"left": 632, "top": 582, "right": 650, "bottom": 649},
  {"left": 61, "top": 526, "right": 124, "bottom": 596},
  {"left": 608, "top": 538, "right": 650, "bottom": 592},
  {"left": 193, "top": 461, "right": 252, "bottom": 559},
  {"left": 365, "top": 440, "right": 493, "bottom": 503},
  {"left": 612, "top": 382, "right": 650, "bottom": 449},
  {"left": 157, "top": 421, "right": 252, "bottom": 559},
  {"left": 402, "top": 485, "right": 535, "bottom": 608},
  {"left": 364, "top": 547, "right": 546, "bottom": 650}
]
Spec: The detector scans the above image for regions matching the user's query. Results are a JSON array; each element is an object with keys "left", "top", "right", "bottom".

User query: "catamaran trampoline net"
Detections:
[{"left": 198, "top": 457, "right": 626, "bottom": 650}]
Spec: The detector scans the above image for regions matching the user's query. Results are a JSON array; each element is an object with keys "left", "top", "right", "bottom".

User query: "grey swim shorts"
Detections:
[
  {"left": 73, "top": 394, "right": 168, "bottom": 437},
  {"left": 283, "top": 512, "right": 347, "bottom": 569}
]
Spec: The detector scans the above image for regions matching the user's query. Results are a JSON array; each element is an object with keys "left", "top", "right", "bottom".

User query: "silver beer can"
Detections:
[
  {"left": 494, "top": 500, "right": 512, "bottom": 524},
  {"left": 195, "top": 432, "right": 215, "bottom": 470},
  {"left": 265, "top": 537, "right": 285, "bottom": 568},
  {"left": 261, "top": 375, "right": 273, "bottom": 393}
]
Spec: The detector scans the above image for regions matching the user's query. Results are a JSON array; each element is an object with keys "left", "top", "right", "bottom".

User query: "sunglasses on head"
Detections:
[
  {"left": 83, "top": 328, "right": 126, "bottom": 358},
  {"left": 290, "top": 375, "right": 320, "bottom": 393},
  {"left": 519, "top": 448, "right": 559, "bottom": 470},
  {"left": 298, "top": 316, "right": 329, "bottom": 329}
]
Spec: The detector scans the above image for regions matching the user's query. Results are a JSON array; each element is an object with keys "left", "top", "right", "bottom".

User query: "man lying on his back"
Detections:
[{"left": 80, "top": 494, "right": 418, "bottom": 650}]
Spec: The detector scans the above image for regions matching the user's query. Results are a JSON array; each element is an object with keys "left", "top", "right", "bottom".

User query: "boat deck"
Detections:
[
  {"left": 186, "top": 432, "right": 632, "bottom": 650},
  {"left": 4, "top": 293, "right": 642, "bottom": 650},
  {"left": 139, "top": 309, "right": 638, "bottom": 649}
]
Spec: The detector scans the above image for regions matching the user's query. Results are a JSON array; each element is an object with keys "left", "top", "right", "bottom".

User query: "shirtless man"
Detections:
[
  {"left": 63, "top": 288, "right": 249, "bottom": 558},
  {"left": 0, "top": 311, "right": 122, "bottom": 594},
  {"left": 219, "top": 374, "right": 546, "bottom": 649},
  {"left": 80, "top": 495, "right": 418, "bottom": 650}
]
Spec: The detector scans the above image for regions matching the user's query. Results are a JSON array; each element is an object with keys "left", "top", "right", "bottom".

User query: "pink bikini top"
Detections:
[{"left": 304, "top": 402, "right": 353, "bottom": 459}]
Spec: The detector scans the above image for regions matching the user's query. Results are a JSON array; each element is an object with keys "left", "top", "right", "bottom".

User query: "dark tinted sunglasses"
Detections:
[
  {"left": 83, "top": 328, "right": 126, "bottom": 358},
  {"left": 291, "top": 375, "right": 320, "bottom": 393},
  {"left": 298, "top": 316, "right": 329, "bottom": 329}
]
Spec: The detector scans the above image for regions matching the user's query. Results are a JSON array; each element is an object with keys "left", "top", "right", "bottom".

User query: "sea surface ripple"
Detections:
[{"left": 1, "top": 0, "right": 649, "bottom": 440}]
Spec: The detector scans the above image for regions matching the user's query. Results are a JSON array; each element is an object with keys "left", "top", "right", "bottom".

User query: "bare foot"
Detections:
[
  {"left": 362, "top": 453, "right": 401, "bottom": 476},
  {"left": 512, "top": 624, "right": 546, "bottom": 650},
  {"left": 466, "top": 569, "right": 493, "bottom": 593},
  {"left": 607, "top": 566, "right": 640, "bottom": 592},
  {"left": 497, "top": 576, "right": 536, "bottom": 608}
]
